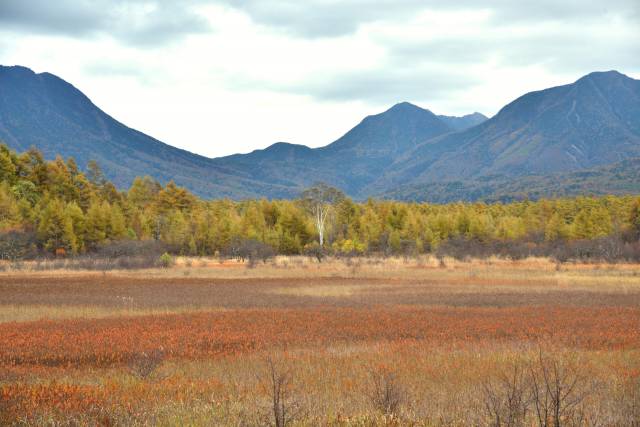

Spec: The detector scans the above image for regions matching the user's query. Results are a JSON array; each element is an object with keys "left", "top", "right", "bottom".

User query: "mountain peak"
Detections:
[
  {"left": 2, "top": 65, "right": 638, "bottom": 201},
  {"left": 0, "top": 64, "right": 34, "bottom": 72},
  {"left": 0, "top": 65, "right": 38, "bottom": 79},
  {"left": 576, "top": 70, "right": 629, "bottom": 85},
  {"left": 264, "top": 142, "right": 312, "bottom": 152},
  {"left": 386, "top": 102, "right": 432, "bottom": 115},
  {"left": 390, "top": 69, "right": 640, "bottom": 185},
  {"left": 582, "top": 70, "right": 624, "bottom": 78}
]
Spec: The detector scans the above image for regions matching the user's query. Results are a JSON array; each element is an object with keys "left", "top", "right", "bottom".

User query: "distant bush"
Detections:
[
  {"left": 96, "top": 239, "right": 168, "bottom": 259},
  {"left": 549, "top": 236, "right": 640, "bottom": 263},
  {"left": 157, "top": 252, "right": 174, "bottom": 268},
  {"left": 0, "top": 230, "right": 37, "bottom": 260},
  {"left": 223, "top": 238, "right": 275, "bottom": 264},
  {"left": 303, "top": 242, "right": 327, "bottom": 262},
  {"left": 435, "top": 234, "right": 640, "bottom": 263},
  {"left": 332, "top": 239, "right": 365, "bottom": 257}
]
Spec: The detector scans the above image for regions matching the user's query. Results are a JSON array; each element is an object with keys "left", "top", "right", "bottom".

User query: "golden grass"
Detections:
[
  {"left": 1, "top": 257, "right": 639, "bottom": 324},
  {"left": 3, "top": 340, "right": 638, "bottom": 425},
  {"left": 0, "top": 304, "right": 221, "bottom": 323},
  {"left": 2, "top": 257, "right": 640, "bottom": 425},
  {"left": 269, "top": 283, "right": 392, "bottom": 298},
  {"left": 3, "top": 255, "right": 639, "bottom": 282}
]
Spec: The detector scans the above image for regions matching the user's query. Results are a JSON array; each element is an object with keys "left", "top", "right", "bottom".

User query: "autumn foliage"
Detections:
[
  {"left": 1, "top": 144, "right": 640, "bottom": 261},
  {"left": 2, "top": 307, "right": 639, "bottom": 372}
]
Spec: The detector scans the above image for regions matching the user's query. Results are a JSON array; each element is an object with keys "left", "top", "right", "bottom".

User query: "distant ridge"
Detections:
[
  {"left": 1, "top": 65, "right": 639, "bottom": 201},
  {"left": 380, "top": 156, "right": 640, "bottom": 203},
  {"left": 375, "top": 70, "right": 640, "bottom": 192},
  {"left": 0, "top": 65, "right": 292, "bottom": 198},
  {"left": 212, "top": 101, "right": 472, "bottom": 195}
]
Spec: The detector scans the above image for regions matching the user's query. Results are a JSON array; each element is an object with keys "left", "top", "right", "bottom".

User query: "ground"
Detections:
[{"left": 1, "top": 256, "right": 640, "bottom": 425}]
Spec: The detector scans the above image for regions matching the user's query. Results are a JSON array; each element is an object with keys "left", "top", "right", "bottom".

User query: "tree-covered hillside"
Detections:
[
  {"left": 381, "top": 157, "right": 640, "bottom": 203},
  {"left": 0, "top": 145, "right": 639, "bottom": 260}
]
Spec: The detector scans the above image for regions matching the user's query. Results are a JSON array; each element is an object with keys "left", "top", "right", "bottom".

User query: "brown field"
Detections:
[{"left": 1, "top": 256, "right": 640, "bottom": 425}]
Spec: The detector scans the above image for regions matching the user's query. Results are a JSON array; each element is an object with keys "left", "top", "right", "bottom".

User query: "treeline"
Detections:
[{"left": 0, "top": 144, "right": 639, "bottom": 262}]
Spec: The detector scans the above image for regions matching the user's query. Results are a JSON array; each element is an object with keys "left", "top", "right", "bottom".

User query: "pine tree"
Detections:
[
  {"left": 85, "top": 200, "right": 108, "bottom": 247},
  {"left": 37, "top": 198, "right": 75, "bottom": 252},
  {"left": 63, "top": 202, "right": 86, "bottom": 253},
  {"left": 544, "top": 213, "right": 567, "bottom": 241},
  {"left": 108, "top": 204, "right": 127, "bottom": 240},
  {"left": 0, "top": 146, "right": 16, "bottom": 184},
  {"left": 0, "top": 182, "right": 20, "bottom": 229}
]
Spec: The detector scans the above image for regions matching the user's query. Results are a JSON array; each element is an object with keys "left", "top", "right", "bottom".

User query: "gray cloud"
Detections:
[
  {"left": 3, "top": 0, "right": 637, "bottom": 109},
  {"left": 380, "top": 25, "right": 640, "bottom": 75},
  {"left": 0, "top": 0, "right": 211, "bottom": 46},
  {"left": 218, "top": 0, "right": 428, "bottom": 38},
  {"left": 224, "top": 13, "right": 638, "bottom": 106},
  {"left": 496, "top": 32, "right": 640, "bottom": 73},
  {"left": 291, "top": 68, "right": 479, "bottom": 105},
  {"left": 216, "top": 0, "right": 640, "bottom": 38},
  {"left": 212, "top": 0, "right": 639, "bottom": 105},
  {"left": 225, "top": 63, "right": 481, "bottom": 106},
  {"left": 5, "top": 0, "right": 637, "bottom": 43}
]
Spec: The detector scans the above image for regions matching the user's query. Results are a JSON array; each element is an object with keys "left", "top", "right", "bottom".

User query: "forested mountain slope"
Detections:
[
  {"left": 0, "top": 65, "right": 292, "bottom": 199},
  {"left": 372, "top": 71, "right": 640, "bottom": 193},
  {"left": 1, "top": 65, "right": 638, "bottom": 201}
]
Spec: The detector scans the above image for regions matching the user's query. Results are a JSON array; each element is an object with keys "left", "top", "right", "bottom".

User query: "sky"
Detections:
[{"left": 1, "top": 1, "right": 639, "bottom": 158}]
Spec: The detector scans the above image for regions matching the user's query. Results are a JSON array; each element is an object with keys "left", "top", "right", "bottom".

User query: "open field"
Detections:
[{"left": 2, "top": 256, "right": 640, "bottom": 425}]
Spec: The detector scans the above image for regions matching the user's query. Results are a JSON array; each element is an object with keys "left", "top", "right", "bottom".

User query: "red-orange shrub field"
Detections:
[
  {"left": 1, "top": 260, "right": 640, "bottom": 425},
  {"left": 1, "top": 307, "right": 640, "bottom": 369}
]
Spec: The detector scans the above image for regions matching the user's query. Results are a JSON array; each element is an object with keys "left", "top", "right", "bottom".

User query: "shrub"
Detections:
[
  {"left": 616, "top": 374, "right": 640, "bottom": 425},
  {"left": 259, "top": 356, "right": 303, "bottom": 427},
  {"left": 157, "top": 252, "right": 174, "bottom": 268},
  {"left": 333, "top": 239, "right": 366, "bottom": 256},
  {"left": 96, "top": 239, "right": 168, "bottom": 258},
  {"left": 303, "top": 242, "right": 326, "bottom": 262},
  {"left": 0, "top": 230, "right": 37, "bottom": 260},
  {"left": 128, "top": 348, "right": 165, "bottom": 379},
  {"left": 482, "top": 362, "right": 530, "bottom": 427},
  {"left": 223, "top": 238, "right": 275, "bottom": 264},
  {"left": 367, "top": 366, "right": 406, "bottom": 417},
  {"left": 528, "top": 349, "right": 589, "bottom": 427}
]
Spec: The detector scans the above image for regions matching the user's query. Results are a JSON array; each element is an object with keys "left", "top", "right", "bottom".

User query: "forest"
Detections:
[{"left": 1, "top": 144, "right": 639, "bottom": 262}]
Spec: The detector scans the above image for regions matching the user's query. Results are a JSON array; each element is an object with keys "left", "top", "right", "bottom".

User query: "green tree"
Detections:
[
  {"left": 0, "top": 182, "right": 20, "bottom": 229},
  {"left": 629, "top": 198, "right": 640, "bottom": 238},
  {"left": 128, "top": 176, "right": 161, "bottom": 208},
  {"left": 11, "top": 180, "right": 40, "bottom": 206},
  {"left": 85, "top": 200, "right": 109, "bottom": 247},
  {"left": 63, "top": 202, "right": 86, "bottom": 253},
  {"left": 156, "top": 181, "right": 196, "bottom": 213},
  {"left": 108, "top": 203, "right": 127, "bottom": 240},
  {"left": 86, "top": 159, "right": 106, "bottom": 187},
  {"left": 0, "top": 145, "right": 17, "bottom": 183},
  {"left": 544, "top": 213, "right": 568, "bottom": 241},
  {"left": 37, "top": 198, "right": 76, "bottom": 252}
]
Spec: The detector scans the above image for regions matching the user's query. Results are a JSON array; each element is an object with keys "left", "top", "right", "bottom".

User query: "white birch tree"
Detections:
[{"left": 301, "top": 183, "right": 345, "bottom": 247}]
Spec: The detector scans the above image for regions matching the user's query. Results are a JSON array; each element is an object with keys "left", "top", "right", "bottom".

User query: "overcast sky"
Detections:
[{"left": 1, "top": 1, "right": 639, "bottom": 158}]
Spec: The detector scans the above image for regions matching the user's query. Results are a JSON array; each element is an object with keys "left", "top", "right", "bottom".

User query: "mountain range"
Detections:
[{"left": 0, "top": 65, "right": 638, "bottom": 202}]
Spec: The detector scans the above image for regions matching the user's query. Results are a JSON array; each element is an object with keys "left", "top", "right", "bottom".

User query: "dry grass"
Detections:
[
  {"left": 1, "top": 256, "right": 640, "bottom": 425},
  {"left": 0, "top": 304, "right": 218, "bottom": 323}
]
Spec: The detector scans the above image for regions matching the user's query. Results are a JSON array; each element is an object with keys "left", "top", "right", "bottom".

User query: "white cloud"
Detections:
[{"left": 0, "top": 1, "right": 638, "bottom": 157}]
